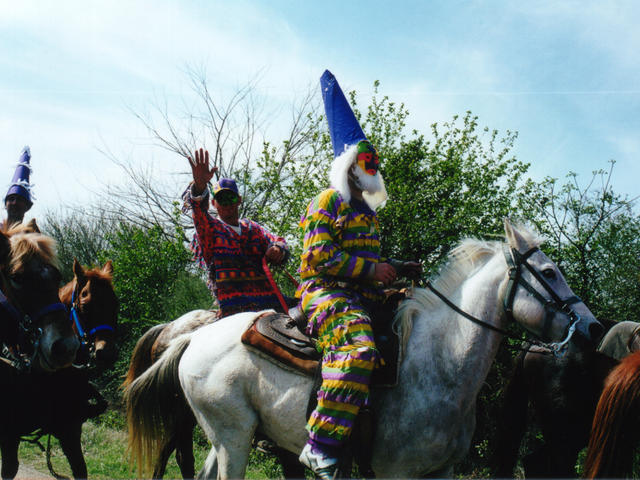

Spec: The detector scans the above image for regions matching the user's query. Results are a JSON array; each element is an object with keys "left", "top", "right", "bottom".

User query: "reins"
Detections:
[
  {"left": 424, "top": 244, "right": 583, "bottom": 357},
  {"left": 262, "top": 257, "right": 294, "bottom": 314},
  {"left": 19, "top": 429, "right": 69, "bottom": 480}
]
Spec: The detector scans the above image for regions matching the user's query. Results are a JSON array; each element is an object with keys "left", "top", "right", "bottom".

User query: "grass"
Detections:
[{"left": 16, "top": 415, "right": 294, "bottom": 479}]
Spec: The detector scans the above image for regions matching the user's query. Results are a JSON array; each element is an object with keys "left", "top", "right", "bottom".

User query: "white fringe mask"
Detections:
[{"left": 328, "top": 144, "right": 387, "bottom": 210}]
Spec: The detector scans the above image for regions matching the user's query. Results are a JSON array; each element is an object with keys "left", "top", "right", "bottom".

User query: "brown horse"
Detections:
[
  {"left": 0, "top": 223, "right": 82, "bottom": 478},
  {"left": 60, "top": 258, "right": 118, "bottom": 368},
  {"left": 584, "top": 350, "right": 640, "bottom": 478},
  {"left": 0, "top": 256, "right": 118, "bottom": 479},
  {"left": 492, "top": 341, "right": 617, "bottom": 478},
  {"left": 0, "top": 221, "right": 79, "bottom": 371}
]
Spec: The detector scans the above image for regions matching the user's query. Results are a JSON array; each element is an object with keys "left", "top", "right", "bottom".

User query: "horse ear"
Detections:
[
  {"left": 503, "top": 218, "right": 530, "bottom": 253},
  {"left": 26, "top": 218, "right": 40, "bottom": 233},
  {"left": 102, "top": 260, "right": 114, "bottom": 276},
  {"left": 73, "top": 258, "right": 87, "bottom": 284}
]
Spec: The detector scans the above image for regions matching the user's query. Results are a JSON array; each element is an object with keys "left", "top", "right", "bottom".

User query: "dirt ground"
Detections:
[{"left": 6, "top": 463, "right": 54, "bottom": 480}]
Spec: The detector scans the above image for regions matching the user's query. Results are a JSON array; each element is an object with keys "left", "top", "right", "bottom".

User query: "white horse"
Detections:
[{"left": 125, "top": 220, "right": 603, "bottom": 478}]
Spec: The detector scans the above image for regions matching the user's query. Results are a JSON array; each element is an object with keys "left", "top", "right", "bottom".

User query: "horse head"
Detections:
[
  {"left": 502, "top": 219, "right": 604, "bottom": 349},
  {"left": 0, "top": 226, "right": 79, "bottom": 371},
  {"left": 62, "top": 258, "right": 119, "bottom": 368}
]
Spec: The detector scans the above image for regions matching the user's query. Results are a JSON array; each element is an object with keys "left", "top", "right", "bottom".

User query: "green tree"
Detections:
[
  {"left": 521, "top": 161, "right": 640, "bottom": 321},
  {"left": 378, "top": 112, "right": 529, "bottom": 271},
  {"left": 41, "top": 210, "right": 115, "bottom": 281},
  {"left": 96, "top": 219, "right": 211, "bottom": 403}
]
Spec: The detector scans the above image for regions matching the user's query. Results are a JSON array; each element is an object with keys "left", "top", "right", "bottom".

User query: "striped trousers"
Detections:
[{"left": 301, "top": 287, "right": 378, "bottom": 447}]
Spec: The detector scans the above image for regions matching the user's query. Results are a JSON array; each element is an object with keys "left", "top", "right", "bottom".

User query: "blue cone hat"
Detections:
[
  {"left": 320, "top": 69, "right": 367, "bottom": 158},
  {"left": 6, "top": 146, "right": 33, "bottom": 206},
  {"left": 321, "top": 70, "right": 388, "bottom": 210}
]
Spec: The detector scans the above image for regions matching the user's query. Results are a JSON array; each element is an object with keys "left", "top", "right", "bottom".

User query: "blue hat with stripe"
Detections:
[{"left": 320, "top": 70, "right": 367, "bottom": 158}]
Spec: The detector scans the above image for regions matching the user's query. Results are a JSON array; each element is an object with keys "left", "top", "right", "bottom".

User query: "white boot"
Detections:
[{"left": 299, "top": 443, "right": 339, "bottom": 480}]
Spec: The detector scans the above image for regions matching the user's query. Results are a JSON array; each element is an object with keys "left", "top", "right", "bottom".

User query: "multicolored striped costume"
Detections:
[
  {"left": 183, "top": 186, "right": 288, "bottom": 318},
  {"left": 297, "top": 188, "right": 385, "bottom": 447}
]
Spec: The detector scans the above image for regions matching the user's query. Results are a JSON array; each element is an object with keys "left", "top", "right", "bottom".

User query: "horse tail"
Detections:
[
  {"left": 123, "top": 332, "right": 192, "bottom": 478},
  {"left": 121, "top": 323, "right": 168, "bottom": 390},
  {"left": 491, "top": 350, "right": 529, "bottom": 477},
  {"left": 584, "top": 350, "right": 640, "bottom": 479}
]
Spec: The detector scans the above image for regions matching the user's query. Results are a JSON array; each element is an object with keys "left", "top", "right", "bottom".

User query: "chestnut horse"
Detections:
[
  {"left": 0, "top": 257, "right": 118, "bottom": 479},
  {"left": 60, "top": 258, "right": 118, "bottom": 368},
  {"left": 584, "top": 350, "right": 640, "bottom": 478}
]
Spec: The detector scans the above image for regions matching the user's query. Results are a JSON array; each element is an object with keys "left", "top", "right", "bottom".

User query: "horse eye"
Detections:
[{"left": 542, "top": 268, "right": 556, "bottom": 280}]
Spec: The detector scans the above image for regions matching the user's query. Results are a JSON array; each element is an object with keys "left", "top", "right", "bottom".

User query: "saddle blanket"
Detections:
[{"left": 240, "top": 311, "right": 399, "bottom": 387}]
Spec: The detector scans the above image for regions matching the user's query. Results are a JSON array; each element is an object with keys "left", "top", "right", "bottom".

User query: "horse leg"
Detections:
[
  {"left": 57, "top": 425, "right": 87, "bottom": 480},
  {"left": 152, "top": 434, "right": 177, "bottom": 480},
  {"left": 274, "top": 446, "right": 306, "bottom": 479},
  {"left": 523, "top": 444, "right": 553, "bottom": 478},
  {"left": 491, "top": 351, "right": 529, "bottom": 478},
  {"left": 193, "top": 403, "right": 256, "bottom": 479},
  {"left": 0, "top": 437, "right": 19, "bottom": 480},
  {"left": 175, "top": 420, "right": 196, "bottom": 480}
]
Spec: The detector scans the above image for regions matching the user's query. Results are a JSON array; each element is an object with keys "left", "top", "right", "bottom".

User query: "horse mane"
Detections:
[
  {"left": 584, "top": 350, "right": 640, "bottom": 478},
  {"left": 8, "top": 232, "right": 58, "bottom": 274},
  {"left": 394, "top": 226, "right": 542, "bottom": 353}
]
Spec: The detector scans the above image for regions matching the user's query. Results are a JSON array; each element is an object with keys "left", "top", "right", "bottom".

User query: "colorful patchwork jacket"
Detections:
[
  {"left": 296, "top": 188, "right": 386, "bottom": 304},
  {"left": 183, "top": 186, "right": 289, "bottom": 317}
]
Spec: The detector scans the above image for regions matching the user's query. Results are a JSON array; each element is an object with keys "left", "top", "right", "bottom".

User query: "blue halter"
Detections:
[{"left": 70, "top": 289, "right": 115, "bottom": 340}]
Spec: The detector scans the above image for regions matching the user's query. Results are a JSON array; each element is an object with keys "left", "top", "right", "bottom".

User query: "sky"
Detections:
[{"left": 1, "top": 0, "right": 639, "bottom": 221}]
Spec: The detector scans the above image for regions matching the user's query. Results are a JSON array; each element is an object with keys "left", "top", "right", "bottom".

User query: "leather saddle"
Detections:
[{"left": 240, "top": 292, "right": 403, "bottom": 387}]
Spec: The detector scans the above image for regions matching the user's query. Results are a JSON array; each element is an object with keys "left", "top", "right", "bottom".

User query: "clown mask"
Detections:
[{"left": 356, "top": 141, "right": 380, "bottom": 176}]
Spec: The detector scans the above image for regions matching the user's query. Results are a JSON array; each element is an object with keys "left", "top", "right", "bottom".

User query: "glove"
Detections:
[{"left": 389, "top": 260, "right": 423, "bottom": 280}]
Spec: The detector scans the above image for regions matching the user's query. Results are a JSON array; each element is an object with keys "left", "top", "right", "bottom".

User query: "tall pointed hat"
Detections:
[
  {"left": 321, "top": 70, "right": 387, "bottom": 209},
  {"left": 321, "top": 70, "right": 368, "bottom": 157},
  {"left": 6, "top": 146, "right": 33, "bottom": 206}
]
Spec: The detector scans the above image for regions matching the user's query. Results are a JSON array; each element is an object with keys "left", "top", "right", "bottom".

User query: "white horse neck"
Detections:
[{"left": 396, "top": 244, "right": 508, "bottom": 401}]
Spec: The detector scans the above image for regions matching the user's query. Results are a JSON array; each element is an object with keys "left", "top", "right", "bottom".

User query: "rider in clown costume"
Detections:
[{"left": 297, "top": 70, "right": 421, "bottom": 478}]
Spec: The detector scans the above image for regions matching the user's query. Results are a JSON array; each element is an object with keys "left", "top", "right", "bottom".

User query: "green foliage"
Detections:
[
  {"left": 100, "top": 222, "right": 192, "bottom": 331},
  {"left": 377, "top": 111, "right": 529, "bottom": 271},
  {"left": 520, "top": 161, "right": 640, "bottom": 321},
  {"left": 41, "top": 211, "right": 115, "bottom": 282},
  {"left": 95, "top": 220, "right": 211, "bottom": 403}
]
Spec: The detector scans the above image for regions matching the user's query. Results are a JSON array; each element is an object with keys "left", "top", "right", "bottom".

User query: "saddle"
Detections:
[{"left": 240, "top": 291, "right": 404, "bottom": 387}]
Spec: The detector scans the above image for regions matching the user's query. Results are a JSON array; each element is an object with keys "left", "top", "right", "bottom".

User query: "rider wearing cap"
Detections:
[
  {"left": 182, "top": 148, "right": 290, "bottom": 318},
  {"left": 297, "top": 71, "right": 421, "bottom": 478},
  {"left": 3, "top": 147, "right": 33, "bottom": 229}
]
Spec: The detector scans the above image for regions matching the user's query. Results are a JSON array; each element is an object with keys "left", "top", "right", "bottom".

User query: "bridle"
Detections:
[
  {"left": 69, "top": 285, "right": 114, "bottom": 367},
  {"left": 424, "top": 243, "right": 583, "bottom": 357},
  {"left": 0, "top": 269, "right": 67, "bottom": 370},
  {"left": 502, "top": 245, "right": 582, "bottom": 344}
]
